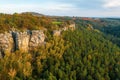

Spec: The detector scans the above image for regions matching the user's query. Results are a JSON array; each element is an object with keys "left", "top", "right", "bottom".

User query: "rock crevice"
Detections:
[
  {"left": 0, "top": 30, "right": 45, "bottom": 57},
  {"left": 0, "top": 23, "right": 75, "bottom": 57}
]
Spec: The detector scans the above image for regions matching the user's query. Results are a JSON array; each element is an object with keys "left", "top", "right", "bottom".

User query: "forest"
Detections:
[{"left": 0, "top": 13, "right": 120, "bottom": 80}]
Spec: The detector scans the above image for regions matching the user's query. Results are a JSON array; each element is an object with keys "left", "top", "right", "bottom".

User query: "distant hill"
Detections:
[
  {"left": 0, "top": 13, "right": 120, "bottom": 80},
  {"left": 22, "top": 12, "right": 44, "bottom": 16}
]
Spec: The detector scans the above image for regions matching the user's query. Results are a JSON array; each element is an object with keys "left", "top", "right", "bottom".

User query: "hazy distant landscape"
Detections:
[{"left": 0, "top": 0, "right": 120, "bottom": 80}]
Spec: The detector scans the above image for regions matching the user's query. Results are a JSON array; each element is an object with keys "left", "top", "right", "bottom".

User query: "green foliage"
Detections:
[
  {"left": 52, "top": 21, "right": 62, "bottom": 25},
  {"left": 61, "top": 29, "right": 120, "bottom": 80},
  {"left": 1, "top": 27, "right": 120, "bottom": 80},
  {"left": 0, "top": 14, "right": 120, "bottom": 80},
  {"left": 0, "top": 51, "right": 32, "bottom": 80},
  {"left": 0, "top": 13, "right": 72, "bottom": 32}
]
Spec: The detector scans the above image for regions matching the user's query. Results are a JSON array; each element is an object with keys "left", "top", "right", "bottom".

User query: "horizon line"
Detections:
[{"left": 0, "top": 11, "right": 120, "bottom": 18}]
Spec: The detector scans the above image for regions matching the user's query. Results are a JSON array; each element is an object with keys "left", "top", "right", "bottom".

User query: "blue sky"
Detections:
[{"left": 0, "top": 0, "right": 120, "bottom": 17}]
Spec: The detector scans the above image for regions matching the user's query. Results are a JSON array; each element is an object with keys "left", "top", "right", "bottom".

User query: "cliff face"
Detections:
[
  {"left": 29, "top": 30, "right": 45, "bottom": 50},
  {"left": 0, "top": 23, "right": 75, "bottom": 57},
  {"left": 53, "top": 23, "right": 76, "bottom": 36},
  {"left": 53, "top": 30, "right": 61, "bottom": 36},
  {"left": 0, "top": 30, "right": 45, "bottom": 57},
  {"left": 0, "top": 32, "right": 14, "bottom": 57},
  {"left": 12, "top": 31, "right": 30, "bottom": 52}
]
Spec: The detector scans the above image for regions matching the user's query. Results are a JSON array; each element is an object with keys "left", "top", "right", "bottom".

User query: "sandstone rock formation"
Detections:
[
  {"left": 53, "top": 30, "right": 61, "bottom": 36},
  {"left": 53, "top": 23, "right": 76, "bottom": 36},
  {"left": 0, "top": 23, "right": 76, "bottom": 57},
  {"left": 0, "top": 30, "right": 45, "bottom": 57},
  {"left": 29, "top": 30, "right": 45, "bottom": 50},
  {"left": 68, "top": 23, "right": 75, "bottom": 30},
  {"left": 0, "top": 32, "right": 14, "bottom": 57},
  {"left": 12, "top": 31, "right": 30, "bottom": 52}
]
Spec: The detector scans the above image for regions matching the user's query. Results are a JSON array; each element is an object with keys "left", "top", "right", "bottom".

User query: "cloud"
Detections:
[
  {"left": 61, "top": 9, "right": 120, "bottom": 17},
  {"left": 0, "top": 3, "right": 76, "bottom": 14},
  {"left": 43, "top": 3, "right": 76, "bottom": 11},
  {"left": 0, "top": 0, "right": 120, "bottom": 17},
  {"left": 103, "top": 0, "right": 120, "bottom": 8},
  {"left": 0, "top": 4, "right": 39, "bottom": 13}
]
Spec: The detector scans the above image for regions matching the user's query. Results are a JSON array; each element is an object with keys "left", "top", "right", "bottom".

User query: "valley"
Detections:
[{"left": 0, "top": 12, "right": 120, "bottom": 80}]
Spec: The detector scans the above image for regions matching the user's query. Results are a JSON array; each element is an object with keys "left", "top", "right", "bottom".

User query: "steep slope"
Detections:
[{"left": 0, "top": 13, "right": 120, "bottom": 80}]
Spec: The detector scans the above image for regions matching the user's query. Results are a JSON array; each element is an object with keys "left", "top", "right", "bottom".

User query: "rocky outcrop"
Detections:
[
  {"left": 53, "top": 30, "right": 61, "bottom": 36},
  {"left": 0, "top": 32, "right": 14, "bottom": 57},
  {"left": 12, "top": 31, "right": 30, "bottom": 52},
  {"left": 29, "top": 30, "right": 45, "bottom": 50},
  {"left": 53, "top": 23, "right": 76, "bottom": 36},
  {"left": 0, "top": 30, "right": 45, "bottom": 57},
  {"left": 68, "top": 24, "right": 75, "bottom": 30},
  {"left": 0, "top": 23, "right": 76, "bottom": 56}
]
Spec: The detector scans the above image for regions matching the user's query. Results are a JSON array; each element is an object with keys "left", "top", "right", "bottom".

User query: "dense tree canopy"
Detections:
[
  {"left": 0, "top": 13, "right": 120, "bottom": 80},
  {"left": 0, "top": 13, "right": 71, "bottom": 32}
]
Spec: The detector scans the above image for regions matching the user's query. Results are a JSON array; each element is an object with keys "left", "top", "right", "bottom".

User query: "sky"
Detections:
[{"left": 0, "top": 0, "right": 120, "bottom": 17}]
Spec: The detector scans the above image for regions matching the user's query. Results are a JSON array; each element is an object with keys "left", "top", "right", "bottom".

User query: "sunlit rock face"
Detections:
[
  {"left": 12, "top": 31, "right": 30, "bottom": 52},
  {"left": 0, "top": 30, "right": 45, "bottom": 57},
  {"left": 53, "top": 23, "right": 76, "bottom": 36},
  {"left": 0, "top": 32, "right": 14, "bottom": 57},
  {"left": 53, "top": 30, "right": 61, "bottom": 36},
  {"left": 68, "top": 24, "right": 75, "bottom": 30},
  {"left": 61, "top": 23, "right": 76, "bottom": 32},
  {"left": 29, "top": 30, "right": 45, "bottom": 50},
  {"left": 0, "top": 23, "right": 76, "bottom": 57}
]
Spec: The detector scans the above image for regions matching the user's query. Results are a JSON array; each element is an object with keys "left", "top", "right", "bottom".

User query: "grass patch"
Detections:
[{"left": 52, "top": 21, "right": 62, "bottom": 25}]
